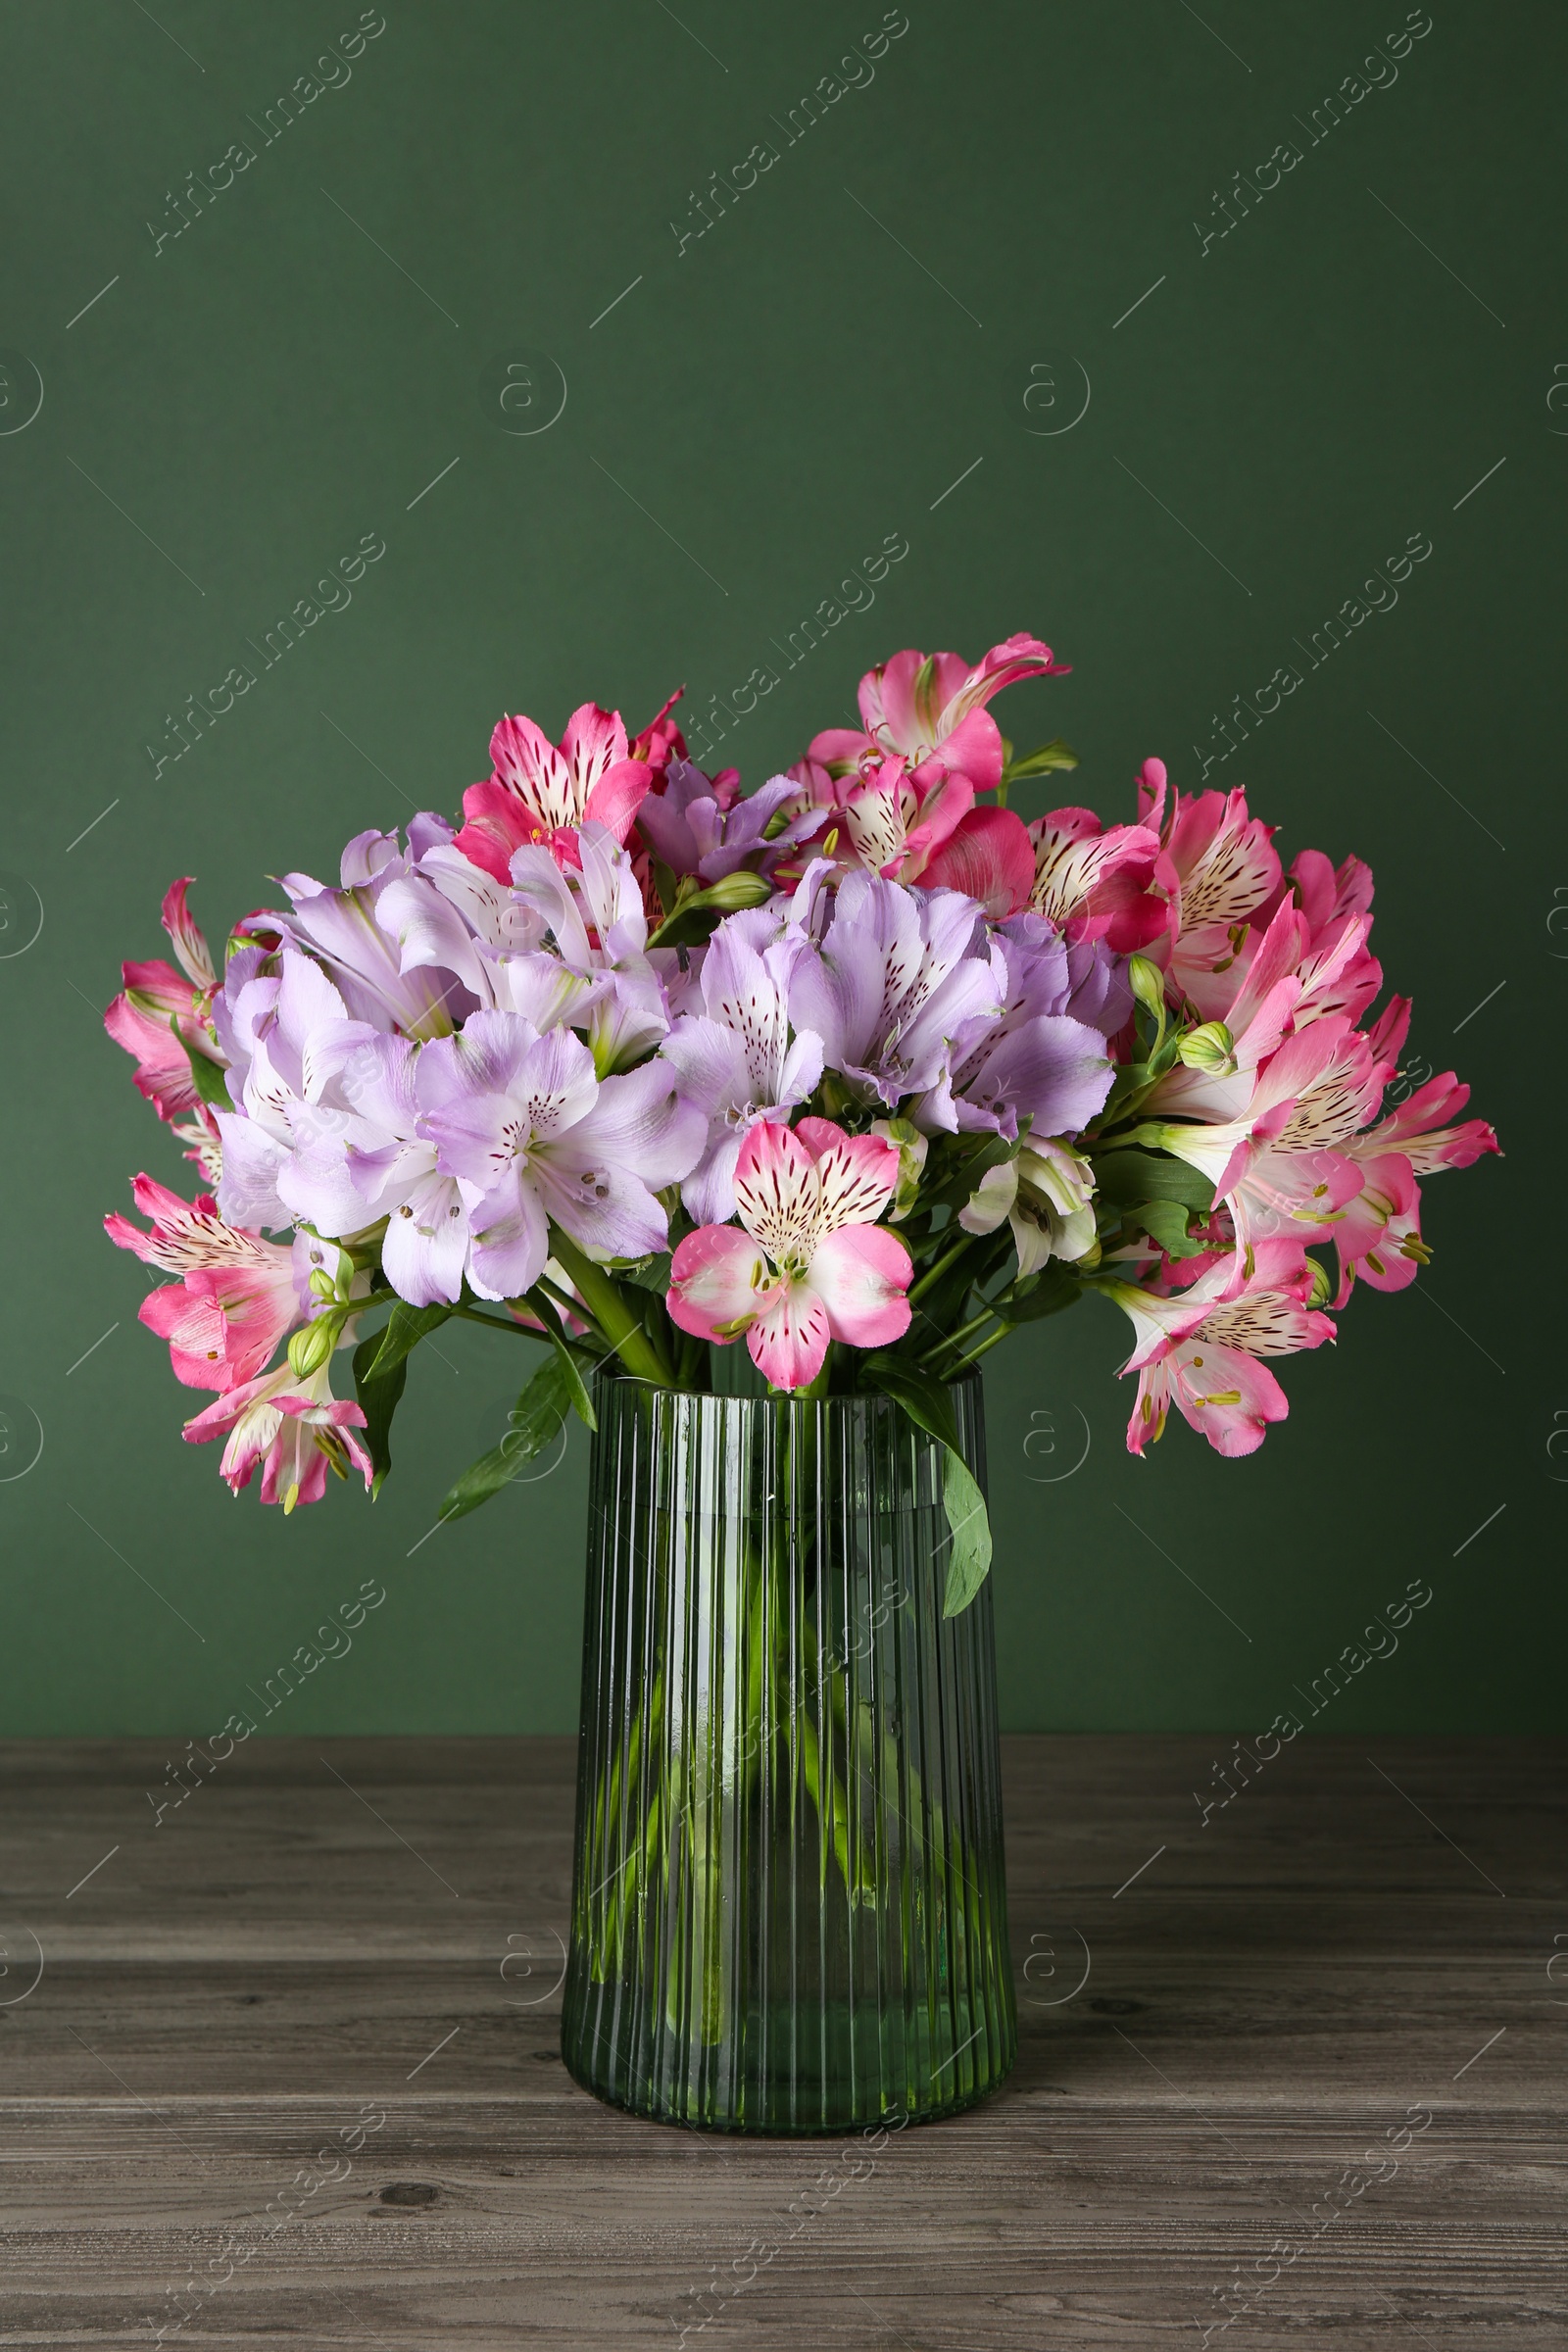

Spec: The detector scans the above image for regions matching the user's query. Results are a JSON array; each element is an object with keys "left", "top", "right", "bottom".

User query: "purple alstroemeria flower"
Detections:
[
  {"left": 274, "top": 820, "right": 478, "bottom": 1041},
  {"left": 787, "top": 871, "right": 1004, "bottom": 1111},
  {"left": 305, "top": 1031, "right": 478, "bottom": 1306},
  {"left": 662, "top": 917, "right": 825, "bottom": 1223},
  {"left": 510, "top": 825, "right": 671, "bottom": 1075},
  {"left": 416, "top": 1011, "right": 705, "bottom": 1301},
  {"left": 913, "top": 911, "right": 1122, "bottom": 1140},
  {"left": 214, "top": 952, "right": 377, "bottom": 1234},
  {"left": 637, "top": 760, "right": 827, "bottom": 885}
]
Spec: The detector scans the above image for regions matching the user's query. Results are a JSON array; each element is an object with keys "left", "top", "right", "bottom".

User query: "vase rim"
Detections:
[{"left": 591, "top": 1364, "right": 985, "bottom": 1400}]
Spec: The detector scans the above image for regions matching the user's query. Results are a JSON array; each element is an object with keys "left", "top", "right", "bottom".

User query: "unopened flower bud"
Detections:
[
  {"left": 1177, "top": 1020, "right": 1237, "bottom": 1076},
  {"left": 287, "top": 1318, "right": 336, "bottom": 1380},
  {"left": 1305, "top": 1255, "right": 1333, "bottom": 1310},
  {"left": 869, "top": 1117, "right": 928, "bottom": 1222},
  {"left": 1127, "top": 956, "right": 1166, "bottom": 1018},
  {"left": 700, "top": 868, "right": 773, "bottom": 911}
]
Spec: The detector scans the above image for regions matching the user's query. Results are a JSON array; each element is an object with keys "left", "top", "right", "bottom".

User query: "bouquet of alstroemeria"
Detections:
[{"left": 105, "top": 630, "right": 1496, "bottom": 1605}]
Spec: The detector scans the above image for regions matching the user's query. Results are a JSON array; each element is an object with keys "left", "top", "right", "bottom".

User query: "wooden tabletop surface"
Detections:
[{"left": 0, "top": 1734, "right": 1561, "bottom": 2348}]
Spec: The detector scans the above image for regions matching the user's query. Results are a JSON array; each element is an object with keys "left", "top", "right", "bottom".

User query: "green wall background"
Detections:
[{"left": 0, "top": 0, "right": 1558, "bottom": 1735}]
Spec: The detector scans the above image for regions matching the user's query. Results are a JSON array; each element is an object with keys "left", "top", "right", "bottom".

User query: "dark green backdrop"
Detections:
[{"left": 0, "top": 0, "right": 1557, "bottom": 1735}]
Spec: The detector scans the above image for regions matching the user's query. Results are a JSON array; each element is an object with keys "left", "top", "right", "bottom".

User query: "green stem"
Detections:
[
  {"left": 450, "top": 1304, "right": 550, "bottom": 1341},
  {"left": 938, "top": 1323, "right": 1010, "bottom": 1380},
  {"left": 918, "top": 1302, "right": 1006, "bottom": 1365},
  {"left": 535, "top": 1272, "right": 611, "bottom": 1348},
  {"left": 907, "top": 1232, "right": 977, "bottom": 1304},
  {"left": 549, "top": 1232, "right": 672, "bottom": 1384}
]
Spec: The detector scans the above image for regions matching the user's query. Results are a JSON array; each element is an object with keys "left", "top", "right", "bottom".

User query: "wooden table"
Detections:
[{"left": 1, "top": 1736, "right": 1561, "bottom": 2347}]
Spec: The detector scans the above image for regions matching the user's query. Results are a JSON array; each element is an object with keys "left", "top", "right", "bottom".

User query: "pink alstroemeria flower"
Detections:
[
  {"left": 1331, "top": 1050, "right": 1499, "bottom": 1304},
  {"left": 104, "top": 878, "right": 225, "bottom": 1119},
  {"left": 781, "top": 749, "right": 1035, "bottom": 915},
  {"left": 1104, "top": 1241, "right": 1334, "bottom": 1458},
  {"left": 1149, "top": 1017, "right": 1391, "bottom": 1251},
  {"left": 1027, "top": 760, "right": 1168, "bottom": 952},
  {"left": 183, "top": 1361, "right": 371, "bottom": 1512},
  {"left": 106, "top": 1172, "right": 317, "bottom": 1391},
  {"left": 627, "top": 686, "right": 690, "bottom": 779},
  {"left": 667, "top": 1117, "right": 912, "bottom": 1390},
  {"left": 807, "top": 633, "right": 1069, "bottom": 797},
  {"left": 454, "top": 702, "right": 662, "bottom": 882},
  {"left": 1148, "top": 785, "right": 1285, "bottom": 1018}
]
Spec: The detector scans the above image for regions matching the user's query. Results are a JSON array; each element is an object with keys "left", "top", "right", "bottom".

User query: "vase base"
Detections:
[{"left": 559, "top": 2003, "right": 1016, "bottom": 2137}]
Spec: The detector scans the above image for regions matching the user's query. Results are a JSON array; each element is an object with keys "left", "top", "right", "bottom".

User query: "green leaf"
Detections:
[
  {"left": 1001, "top": 1260, "right": 1082, "bottom": 1323},
  {"left": 351, "top": 1332, "right": 408, "bottom": 1501},
  {"left": 861, "top": 1353, "right": 993, "bottom": 1615},
  {"left": 618, "top": 1250, "right": 673, "bottom": 1297},
  {"left": 1128, "top": 1199, "right": 1208, "bottom": 1258},
  {"left": 527, "top": 1291, "right": 597, "bottom": 1430},
  {"left": 919, "top": 1237, "right": 1012, "bottom": 1347},
  {"left": 172, "top": 1022, "right": 233, "bottom": 1112},
  {"left": 1091, "top": 1149, "right": 1215, "bottom": 1212},
  {"left": 940, "top": 1448, "right": 993, "bottom": 1617},
  {"left": 362, "top": 1300, "right": 454, "bottom": 1384},
  {"left": 1000, "top": 736, "right": 1079, "bottom": 786},
  {"left": 438, "top": 1353, "right": 573, "bottom": 1524},
  {"left": 644, "top": 903, "right": 722, "bottom": 951},
  {"left": 860, "top": 1351, "right": 961, "bottom": 1452}
]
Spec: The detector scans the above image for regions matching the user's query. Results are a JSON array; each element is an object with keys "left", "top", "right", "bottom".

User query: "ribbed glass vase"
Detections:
[{"left": 560, "top": 1364, "right": 1015, "bottom": 2134}]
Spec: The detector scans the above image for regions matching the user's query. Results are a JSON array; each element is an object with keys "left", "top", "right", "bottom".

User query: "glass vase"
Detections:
[{"left": 560, "top": 1365, "right": 1016, "bottom": 2134}]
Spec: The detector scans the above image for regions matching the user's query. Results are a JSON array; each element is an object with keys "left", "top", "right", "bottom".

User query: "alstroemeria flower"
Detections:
[
  {"left": 183, "top": 1360, "right": 371, "bottom": 1511},
  {"left": 662, "top": 918, "right": 824, "bottom": 1223},
  {"left": 282, "top": 1031, "right": 477, "bottom": 1307},
  {"left": 105, "top": 1172, "right": 323, "bottom": 1391},
  {"left": 636, "top": 760, "right": 819, "bottom": 886},
  {"left": 214, "top": 951, "right": 380, "bottom": 1235},
  {"left": 780, "top": 751, "right": 1035, "bottom": 919},
  {"left": 508, "top": 826, "right": 669, "bottom": 1075},
  {"left": 1151, "top": 843, "right": 1381, "bottom": 1038},
  {"left": 1147, "top": 1016, "right": 1391, "bottom": 1251},
  {"left": 171, "top": 1102, "right": 224, "bottom": 1189},
  {"left": 273, "top": 821, "right": 472, "bottom": 1040},
  {"left": 454, "top": 701, "right": 659, "bottom": 882},
  {"left": 1151, "top": 786, "right": 1284, "bottom": 1019},
  {"left": 628, "top": 687, "right": 692, "bottom": 779},
  {"left": 1027, "top": 767, "right": 1167, "bottom": 953},
  {"left": 1103, "top": 1241, "right": 1334, "bottom": 1458},
  {"left": 788, "top": 872, "right": 1004, "bottom": 1110},
  {"left": 915, "top": 911, "right": 1120, "bottom": 1139},
  {"left": 958, "top": 1138, "right": 1099, "bottom": 1276},
  {"left": 418, "top": 1011, "right": 704, "bottom": 1300},
  {"left": 667, "top": 1117, "right": 911, "bottom": 1389},
  {"left": 1352, "top": 1063, "right": 1500, "bottom": 1178},
  {"left": 1330, "top": 1152, "right": 1426, "bottom": 1303},
  {"left": 807, "top": 633, "right": 1069, "bottom": 797},
  {"left": 1330, "top": 1061, "right": 1499, "bottom": 1305},
  {"left": 104, "top": 877, "right": 225, "bottom": 1119}
]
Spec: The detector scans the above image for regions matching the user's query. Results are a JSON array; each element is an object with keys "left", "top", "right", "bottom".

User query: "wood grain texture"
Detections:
[{"left": 0, "top": 1735, "right": 1563, "bottom": 2348}]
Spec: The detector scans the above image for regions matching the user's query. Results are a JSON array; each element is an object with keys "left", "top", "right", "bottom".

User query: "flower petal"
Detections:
[
  {"left": 808, "top": 1225, "right": 911, "bottom": 1348},
  {"left": 920, "top": 806, "right": 1035, "bottom": 917},
  {"left": 732, "top": 1119, "right": 819, "bottom": 1258},
  {"left": 668, "top": 1225, "right": 768, "bottom": 1342},
  {"left": 466, "top": 1171, "right": 549, "bottom": 1301},
  {"left": 381, "top": 1170, "right": 472, "bottom": 1305},
  {"left": 748, "top": 1279, "right": 831, "bottom": 1390}
]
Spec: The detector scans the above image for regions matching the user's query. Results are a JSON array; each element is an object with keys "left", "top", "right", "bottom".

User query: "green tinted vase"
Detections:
[{"left": 560, "top": 1366, "right": 1016, "bottom": 2133}]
